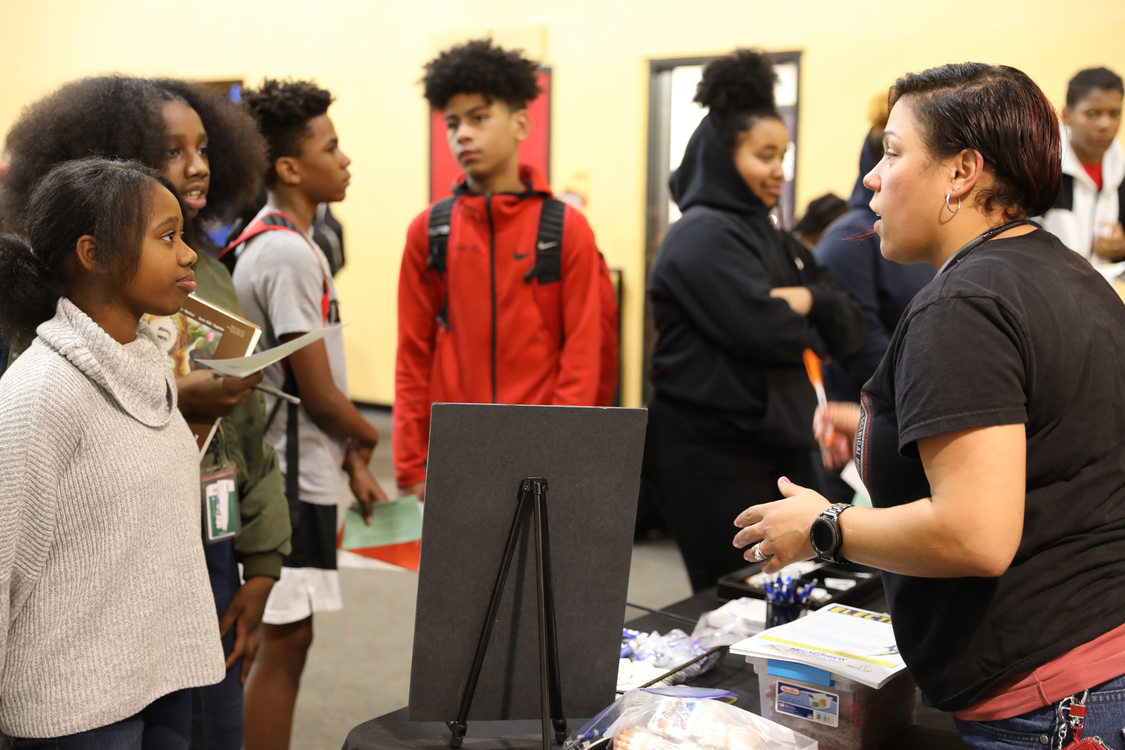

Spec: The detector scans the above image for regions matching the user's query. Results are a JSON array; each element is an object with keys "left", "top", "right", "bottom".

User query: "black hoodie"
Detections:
[{"left": 648, "top": 114, "right": 864, "bottom": 448}]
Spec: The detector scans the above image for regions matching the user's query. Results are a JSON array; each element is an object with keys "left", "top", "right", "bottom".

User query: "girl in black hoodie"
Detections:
[{"left": 644, "top": 50, "right": 863, "bottom": 592}]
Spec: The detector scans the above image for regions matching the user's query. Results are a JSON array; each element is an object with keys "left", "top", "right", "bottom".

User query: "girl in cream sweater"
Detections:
[{"left": 0, "top": 158, "right": 224, "bottom": 746}]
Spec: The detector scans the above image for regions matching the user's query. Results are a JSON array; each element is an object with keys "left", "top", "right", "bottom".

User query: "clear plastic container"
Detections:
[{"left": 748, "top": 658, "right": 917, "bottom": 750}]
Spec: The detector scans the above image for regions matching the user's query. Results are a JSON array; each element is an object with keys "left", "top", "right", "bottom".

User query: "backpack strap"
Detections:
[
  {"left": 263, "top": 367, "right": 302, "bottom": 532},
  {"left": 1053, "top": 173, "right": 1075, "bottom": 211},
  {"left": 1118, "top": 175, "right": 1125, "bottom": 227},
  {"left": 426, "top": 197, "right": 456, "bottom": 329},
  {"left": 525, "top": 197, "right": 566, "bottom": 284},
  {"left": 218, "top": 212, "right": 303, "bottom": 270},
  {"left": 221, "top": 211, "right": 336, "bottom": 325}
]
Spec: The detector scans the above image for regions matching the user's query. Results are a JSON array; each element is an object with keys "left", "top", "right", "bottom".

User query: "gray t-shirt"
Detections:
[{"left": 231, "top": 205, "right": 347, "bottom": 507}]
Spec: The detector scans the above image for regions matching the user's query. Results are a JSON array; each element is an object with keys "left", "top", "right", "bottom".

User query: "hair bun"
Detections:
[{"left": 694, "top": 48, "right": 777, "bottom": 116}]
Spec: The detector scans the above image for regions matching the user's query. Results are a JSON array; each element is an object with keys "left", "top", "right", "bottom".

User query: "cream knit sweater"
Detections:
[{"left": 0, "top": 299, "right": 224, "bottom": 738}]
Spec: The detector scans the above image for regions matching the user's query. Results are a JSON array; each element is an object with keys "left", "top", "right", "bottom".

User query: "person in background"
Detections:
[
  {"left": 0, "top": 151, "right": 7, "bottom": 377},
  {"left": 0, "top": 157, "right": 223, "bottom": 747},
  {"left": 231, "top": 78, "right": 387, "bottom": 750},
  {"left": 815, "top": 94, "right": 934, "bottom": 403},
  {"left": 1040, "top": 66, "right": 1125, "bottom": 263},
  {"left": 735, "top": 62, "right": 1125, "bottom": 749},
  {"left": 645, "top": 49, "right": 863, "bottom": 593},
  {"left": 790, "top": 192, "right": 847, "bottom": 251},
  {"left": 0, "top": 75, "right": 292, "bottom": 750},
  {"left": 394, "top": 39, "right": 613, "bottom": 503}
]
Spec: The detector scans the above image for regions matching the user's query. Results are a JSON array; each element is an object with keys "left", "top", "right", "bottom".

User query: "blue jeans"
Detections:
[
  {"left": 10, "top": 689, "right": 190, "bottom": 749},
  {"left": 955, "top": 673, "right": 1125, "bottom": 749},
  {"left": 190, "top": 538, "right": 243, "bottom": 750}
]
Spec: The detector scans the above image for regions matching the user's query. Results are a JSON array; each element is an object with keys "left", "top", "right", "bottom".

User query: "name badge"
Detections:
[{"left": 201, "top": 464, "right": 240, "bottom": 543}]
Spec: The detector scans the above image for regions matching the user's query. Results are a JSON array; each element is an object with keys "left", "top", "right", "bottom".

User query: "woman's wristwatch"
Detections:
[{"left": 810, "top": 503, "right": 853, "bottom": 564}]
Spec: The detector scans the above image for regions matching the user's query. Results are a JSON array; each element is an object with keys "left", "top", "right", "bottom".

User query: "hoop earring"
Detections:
[{"left": 945, "top": 191, "right": 961, "bottom": 216}]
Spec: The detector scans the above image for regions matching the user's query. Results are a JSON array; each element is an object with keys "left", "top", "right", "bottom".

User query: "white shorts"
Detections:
[{"left": 261, "top": 565, "right": 342, "bottom": 625}]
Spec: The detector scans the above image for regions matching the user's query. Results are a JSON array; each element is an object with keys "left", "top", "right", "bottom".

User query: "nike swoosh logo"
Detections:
[
  {"left": 537, "top": 241, "right": 558, "bottom": 251},
  {"left": 514, "top": 251, "right": 530, "bottom": 260}
]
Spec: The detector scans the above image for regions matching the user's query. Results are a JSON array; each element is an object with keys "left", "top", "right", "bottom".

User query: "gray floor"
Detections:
[{"left": 288, "top": 408, "right": 691, "bottom": 750}]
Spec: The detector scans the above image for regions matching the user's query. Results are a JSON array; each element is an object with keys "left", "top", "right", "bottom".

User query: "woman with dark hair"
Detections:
[
  {"left": 644, "top": 49, "right": 863, "bottom": 592},
  {"left": 0, "top": 157, "right": 222, "bottom": 745},
  {"left": 735, "top": 62, "right": 1125, "bottom": 748},
  {"left": 1, "top": 77, "right": 287, "bottom": 750}
]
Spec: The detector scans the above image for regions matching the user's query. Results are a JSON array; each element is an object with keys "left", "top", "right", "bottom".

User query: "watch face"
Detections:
[{"left": 811, "top": 517, "right": 836, "bottom": 556}]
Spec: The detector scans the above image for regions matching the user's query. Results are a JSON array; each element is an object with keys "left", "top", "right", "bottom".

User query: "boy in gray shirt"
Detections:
[{"left": 229, "top": 79, "right": 387, "bottom": 749}]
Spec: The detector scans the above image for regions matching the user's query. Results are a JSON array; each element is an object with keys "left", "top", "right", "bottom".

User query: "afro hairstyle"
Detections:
[
  {"left": 149, "top": 78, "right": 269, "bottom": 234},
  {"left": 1, "top": 75, "right": 267, "bottom": 245},
  {"left": 241, "top": 79, "right": 334, "bottom": 188},
  {"left": 1, "top": 76, "right": 165, "bottom": 233},
  {"left": 422, "top": 38, "right": 541, "bottom": 111},
  {"left": 694, "top": 49, "right": 780, "bottom": 151}
]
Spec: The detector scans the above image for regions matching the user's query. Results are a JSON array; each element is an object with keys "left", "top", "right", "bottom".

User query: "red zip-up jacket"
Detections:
[{"left": 393, "top": 165, "right": 603, "bottom": 488}]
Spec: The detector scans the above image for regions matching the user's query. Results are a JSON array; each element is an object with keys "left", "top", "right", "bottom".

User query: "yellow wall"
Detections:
[{"left": 3, "top": 0, "right": 1124, "bottom": 406}]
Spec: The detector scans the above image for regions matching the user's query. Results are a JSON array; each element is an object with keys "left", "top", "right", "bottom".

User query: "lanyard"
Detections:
[{"left": 937, "top": 219, "right": 1033, "bottom": 276}]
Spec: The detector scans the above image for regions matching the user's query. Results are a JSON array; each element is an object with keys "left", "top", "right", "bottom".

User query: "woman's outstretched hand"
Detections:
[{"left": 732, "top": 476, "right": 830, "bottom": 574}]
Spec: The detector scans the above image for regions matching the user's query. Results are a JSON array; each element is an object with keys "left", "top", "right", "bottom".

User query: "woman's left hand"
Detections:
[{"left": 733, "top": 477, "right": 831, "bottom": 574}]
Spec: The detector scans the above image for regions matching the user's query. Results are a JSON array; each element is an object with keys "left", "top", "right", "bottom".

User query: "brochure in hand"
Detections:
[
  {"left": 193, "top": 323, "right": 348, "bottom": 378},
  {"left": 145, "top": 294, "right": 261, "bottom": 454},
  {"left": 337, "top": 495, "right": 424, "bottom": 571},
  {"left": 729, "top": 604, "right": 907, "bottom": 689}
]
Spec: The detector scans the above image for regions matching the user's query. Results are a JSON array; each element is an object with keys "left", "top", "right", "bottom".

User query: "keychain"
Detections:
[{"left": 1057, "top": 691, "right": 1111, "bottom": 750}]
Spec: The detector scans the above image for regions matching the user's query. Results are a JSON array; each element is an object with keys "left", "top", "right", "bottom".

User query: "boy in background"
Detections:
[
  {"left": 231, "top": 79, "right": 387, "bottom": 750},
  {"left": 1041, "top": 66, "right": 1125, "bottom": 263},
  {"left": 395, "top": 39, "right": 611, "bottom": 500}
]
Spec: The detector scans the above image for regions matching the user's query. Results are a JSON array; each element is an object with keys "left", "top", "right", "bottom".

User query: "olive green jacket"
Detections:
[{"left": 194, "top": 253, "right": 291, "bottom": 578}]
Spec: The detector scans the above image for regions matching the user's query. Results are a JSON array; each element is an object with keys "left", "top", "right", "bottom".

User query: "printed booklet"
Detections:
[
  {"left": 145, "top": 294, "right": 261, "bottom": 454},
  {"left": 730, "top": 604, "right": 907, "bottom": 689}
]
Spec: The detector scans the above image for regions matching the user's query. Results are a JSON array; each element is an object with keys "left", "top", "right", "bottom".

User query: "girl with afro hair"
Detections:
[
  {"left": 643, "top": 49, "right": 864, "bottom": 592},
  {"left": 1, "top": 76, "right": 289, "bottom": 750}
]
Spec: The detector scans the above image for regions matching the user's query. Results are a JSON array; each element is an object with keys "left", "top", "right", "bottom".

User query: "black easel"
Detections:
[{"left": 446, "top": 477, "right": 567, "bottom": 749}]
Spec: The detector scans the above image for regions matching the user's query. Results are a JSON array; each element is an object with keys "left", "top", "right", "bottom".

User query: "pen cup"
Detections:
[{"left": 766, "top": 601, "right": 804, "bottom": 628}]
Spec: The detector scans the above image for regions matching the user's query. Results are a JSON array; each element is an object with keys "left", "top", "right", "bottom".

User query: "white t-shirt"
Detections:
[{"left": 231, "top": 205, "right": 347, "bottom": 506}]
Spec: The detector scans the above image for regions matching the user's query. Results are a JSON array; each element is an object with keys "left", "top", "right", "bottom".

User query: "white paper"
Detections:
[
  {"left": 194, "top": 323, "right": 348, "bottom": 377},
  {"left": 729, "top": 604, "right": 907, "bottom": 689},
  {"left": 840, "top": 460, "right": 870, "bottom": 504}
]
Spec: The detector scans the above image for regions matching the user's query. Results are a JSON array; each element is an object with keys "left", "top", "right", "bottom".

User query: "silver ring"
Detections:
[{"left": 753, "top": 543, "right": 767, "bottom": 562}]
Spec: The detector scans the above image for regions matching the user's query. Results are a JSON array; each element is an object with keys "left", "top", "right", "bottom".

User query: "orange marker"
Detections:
[{"left": 802, "top": 348, "right": 836, "bottom": 445}]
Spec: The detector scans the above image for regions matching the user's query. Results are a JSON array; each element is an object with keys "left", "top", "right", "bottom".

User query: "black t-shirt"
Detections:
[{"left": 857, "top": 229, "right": 1125, "bottom": 711}]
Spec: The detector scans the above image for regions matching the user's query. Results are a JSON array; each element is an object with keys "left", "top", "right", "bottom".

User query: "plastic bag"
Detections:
[
  {"left": 619, "top": 628, "right": 723, "bottom": 690},
  {"left": 691, "top": 598, "right": 767, "bottom": 650},
  {"left": 619, "top": 598, "right": 769, "bottom": 692},
  {"left": 563, "top": 685, "right": 818, "bottom": 750}
]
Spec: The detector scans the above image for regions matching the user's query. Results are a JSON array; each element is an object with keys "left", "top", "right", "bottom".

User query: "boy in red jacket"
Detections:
[{"left": 394, "top": 39, "right": 609, "bottom": 501}]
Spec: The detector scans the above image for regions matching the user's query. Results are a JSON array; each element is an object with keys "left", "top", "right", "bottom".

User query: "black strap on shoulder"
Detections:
[
  {"left": 1054, "top": 173, "right": 1075, "bottom": 211},
  {"left": 525, "top": 197, "right": 566, "bottom": 284},
  {"left": 264, "top": 368, "right": 302, "bottom": 532},
  {"left": 427, "top": 197, "right": 456, "bottom": 274},
  {"left": 426, "top": 197, "right": 456, "bottom": 329},
  {"left": 1118, "top": 176, "right": 1125, "bottom": 224},
  {"left": 259, "top": 213, "right": 302, "bottom": 233}
]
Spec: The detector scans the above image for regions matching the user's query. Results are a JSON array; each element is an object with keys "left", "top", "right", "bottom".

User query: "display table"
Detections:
[{"left": 342, "top": 588, "right": 969, "bottom": 750}]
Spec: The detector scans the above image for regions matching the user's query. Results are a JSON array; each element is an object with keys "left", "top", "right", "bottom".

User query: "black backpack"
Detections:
[{"left": 425, "top": 195, "right": 619, "bottom": 405}]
